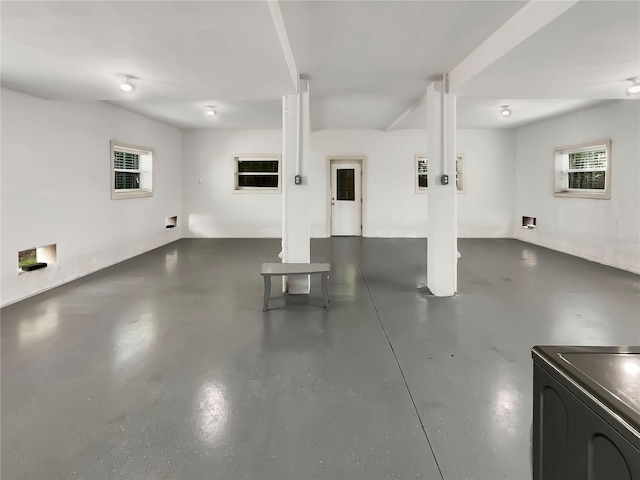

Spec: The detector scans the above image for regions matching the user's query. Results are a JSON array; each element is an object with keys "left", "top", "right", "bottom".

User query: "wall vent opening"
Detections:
[
  {"left": 166, "top": 216, "right": 177, "bottom": 229},
  {"left": 522, "top": 216, "right": 537, "bottom": 230},
  {"left": 18, "top": 243, "right": 57, "bottom": 273}
]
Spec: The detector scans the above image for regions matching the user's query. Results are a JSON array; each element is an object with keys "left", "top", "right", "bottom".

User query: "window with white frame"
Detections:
[
  {"left": 415, "top": 154, "right": 465, "bottom": 193},
  {"left": 234, "top": 155, "right": 281, "bottom": 192},
  {"left": 416, "top": 155, "right": 429, "bottom": 191},
  {"left": 554, "top": 141, "right": 610, "bottom": 199},
  {"left": 455, "top": 154, "right": 465, "bottom": 193},
  {"left": 111, "top": 141, "right": 153, "bottom": 200}
]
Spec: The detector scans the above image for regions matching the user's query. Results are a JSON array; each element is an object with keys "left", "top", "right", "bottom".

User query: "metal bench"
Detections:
[{"left": 261, "top": 263, "right": 330, "bottom": 311}]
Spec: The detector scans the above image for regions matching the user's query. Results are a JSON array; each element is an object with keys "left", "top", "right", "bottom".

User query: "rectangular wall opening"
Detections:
[
  {"left": 166, "top": 216, "right": 177, "bottom": 229},
  {"left": 18, "top": 243, "right": 57, "bottom": 273},
  {"left": 522, "top": 216, "right": 537, "bottom": 230}
]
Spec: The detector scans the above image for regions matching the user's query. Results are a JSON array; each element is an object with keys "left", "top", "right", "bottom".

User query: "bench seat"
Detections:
[{"left": 261, "top": 263, "right": 330, "bottom": 311}]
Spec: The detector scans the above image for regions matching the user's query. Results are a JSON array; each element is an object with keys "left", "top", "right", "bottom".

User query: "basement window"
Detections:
[
  {"left": 554, "top": 141, "right": 610, "bottom": 199},
  {"left": 234, "top": 155, "right": 281, "bottom": 193},
  {"left": 456, "top": 154, "right": 466, "bottom": 193},
  {"left": 416, "top": 155, "right": 429, "bottom": 192},
  {"left": 415, "top": 154, "right": 465, "bottom": 193},
  {"left": 522, "top": 216, "right": 537, "bottom": 230},
  {"left": 111, "top": 141, "right": 153, "bottom": 200},
  {"left": 18, "top": 244, "right": 57, "bottom": 273}
]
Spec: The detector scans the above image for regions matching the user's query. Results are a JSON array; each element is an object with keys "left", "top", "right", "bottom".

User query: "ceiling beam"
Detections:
[
  {"left": 449, "top": 0, "right": 580, "bottom": 93},
  {"left": 267, "top": 0, "right": 299, "bottom": 92},
  {"left": 386, "top": 94, "right": 426, "bottom": 131}
]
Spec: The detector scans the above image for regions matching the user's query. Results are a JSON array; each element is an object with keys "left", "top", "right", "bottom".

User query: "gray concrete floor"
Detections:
[{"left": 2, "top": 238, "right": 639, "bottom": 479}]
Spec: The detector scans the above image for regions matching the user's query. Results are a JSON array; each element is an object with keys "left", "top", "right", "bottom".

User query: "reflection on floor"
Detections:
[{"left": 2, "top": 238, "right": 639, "bottom": 479}]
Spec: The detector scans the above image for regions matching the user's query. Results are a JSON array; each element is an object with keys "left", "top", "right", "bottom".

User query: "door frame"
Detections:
[{"left": 327, "top": 156, "right": 366, "bottom": 236}]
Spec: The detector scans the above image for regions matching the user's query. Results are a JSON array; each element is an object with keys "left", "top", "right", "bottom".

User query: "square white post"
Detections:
[
  {"left": 281, "top": 79, "right": 311, "bottom": 293},
  {"left": 426, "top": 80, "right": 457, "bottom": 296}
]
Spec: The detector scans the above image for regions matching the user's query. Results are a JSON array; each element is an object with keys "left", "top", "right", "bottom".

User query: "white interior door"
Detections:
[{"left": 331, "top": 162, "right": 361, "bottom": 236}]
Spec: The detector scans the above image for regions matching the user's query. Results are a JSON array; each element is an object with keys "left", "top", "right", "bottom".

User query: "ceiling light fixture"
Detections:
[
  {"left": 119, "top": 75, "right": 134, "bottom": 93},
  {"left": 500, "top": 105, "right": 512, "bottom": 117},
  {"left": 206, "top": 106, "right": 216, "bottom": 117},
  {"left": 626, "top": 78, "right": 640, "bottom": 95}
]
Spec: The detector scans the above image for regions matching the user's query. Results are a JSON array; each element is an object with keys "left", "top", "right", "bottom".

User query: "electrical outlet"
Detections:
[
  {"left": 441, "top": 174, "right": 449, "bottom": 185},
  {"left": 294, "top": 175, "right": 302, "bottom": 185}
]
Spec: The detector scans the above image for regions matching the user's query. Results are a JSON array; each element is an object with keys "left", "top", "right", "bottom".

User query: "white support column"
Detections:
[
  {"left": 281, "top": 78, "right": 311, "bottom": 294},
  {"left": 426, "top": 80, "right": 457, "bottom": 296}
]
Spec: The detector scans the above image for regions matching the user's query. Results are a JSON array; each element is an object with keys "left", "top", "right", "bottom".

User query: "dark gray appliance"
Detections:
[{"left": 532, "top": 345, "right": 639, "bottom": 480}]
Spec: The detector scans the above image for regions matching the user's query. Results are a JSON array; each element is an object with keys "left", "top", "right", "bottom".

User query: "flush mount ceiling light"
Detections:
[
  {"left": 118, "top": 75, "right": 134, "bottom": 93},
  {"left": 500, "top": 105, "right": 512, "bottom": 117},
  {"left": 206, "top": 106, "right": 216, "bottom": 117},
  {"left": 626, "top": 78, "right": 640, "bottom": 95}
]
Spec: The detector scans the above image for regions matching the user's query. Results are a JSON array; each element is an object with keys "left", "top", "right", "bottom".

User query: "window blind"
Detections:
[
  {"left": 114, "top": 151, "right": 140, "bottom": 171},
  {"left": 568, "top": 150, "right": 607, "bottom": 171}
]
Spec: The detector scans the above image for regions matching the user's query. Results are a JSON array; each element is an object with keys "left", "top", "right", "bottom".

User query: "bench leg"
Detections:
[
  {"left": 263, "top": 275, "right": 271, "bottom": 312},
  {"left": 321, "top": 273, "right": 330, "bottom": 308}
]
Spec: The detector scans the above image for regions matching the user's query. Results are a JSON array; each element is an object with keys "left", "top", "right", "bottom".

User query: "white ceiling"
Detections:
[
  {"left": 1, "top": 1, "right": 295, "bottom": 101},
  {"left": 110, "top": 99, "right": 283, "bottom": 130},
  {"left": 454, "top": 0, "right": 640, "bottom": 100},
  {"left": 400, "top": 97, "right": 611, "bottom": 130},
  {"left": 2, "top": 1, "right": 638, "bottom": 131},
  {"left": 279, "top": 0, "right": 527, "bottom": 129}
]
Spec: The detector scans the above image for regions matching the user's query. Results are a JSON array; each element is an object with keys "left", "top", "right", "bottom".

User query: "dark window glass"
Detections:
[
  {"left": 238, "top": 160, "right": 279, "bottom": 173},
  {"left": 417, "top": 157, "right": 428, "bottom": 189},
  {"left": 568, "top": 172, "right": 606, "bottom": 190},
  {"left": 337, "top": 168, "right": 355, "bottom": 201},
  {"left": 238, "top": 174, "right": 279, "bottom": 188},
  {"left": 418, "top": 174, "right": 428, "bottom": 188},
  {"left": 115, "top": 171, "right": 140, "bottom": 190}
]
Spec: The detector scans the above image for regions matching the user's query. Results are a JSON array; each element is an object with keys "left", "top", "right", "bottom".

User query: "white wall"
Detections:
[
  {"left": 1, "top": 88, "right": 182, "bottom": 306},
  {"left": 515, "top": 100, "right": 640, "bottom": 273},
  {"left": 182, "top": 128, "right": 515, "bottom": 239},
  {"left": 4, "top": 90, "right": 634, "bottom": 306},
  {"left": 310, "top": 129, "right": 515, "bottom": 238},
  {"left": 182, "top": 129, "right": 283, "bottom": 237}
]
